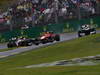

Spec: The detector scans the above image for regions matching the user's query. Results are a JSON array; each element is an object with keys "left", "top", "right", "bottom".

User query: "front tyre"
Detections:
[{"left": 7, "top": 42, "right": 17, "bottom": 48}]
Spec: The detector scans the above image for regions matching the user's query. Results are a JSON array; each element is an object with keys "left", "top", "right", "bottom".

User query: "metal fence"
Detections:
[{"left": 0, "top": 16, "right": 100, "bottom": 42}]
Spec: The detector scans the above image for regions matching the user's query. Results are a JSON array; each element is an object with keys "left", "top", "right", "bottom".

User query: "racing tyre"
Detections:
[
  {"left": 78, "top": 31, "right": 82, "bottom": 37},
  {"left": 7, "top": 42, "right": 17, "bottom": 48},
  {"left": 55, "top": 35, "right": 60, "bottom": 41},
  {"left": 27, "top": 42, "right": 33, "bottom": 46},
  {"left": 33, "top": 39, "right": 40, "bottom": 45},
  {"left": 34, "top": 42, "right": 39, "bottom": 45}
]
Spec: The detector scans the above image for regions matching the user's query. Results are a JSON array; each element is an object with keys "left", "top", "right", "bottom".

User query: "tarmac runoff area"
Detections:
[
  {"left": 0, "top": 32, "right": 77, "bottom": 59},
  {"left": 0, "top": 30, "right": 100, "bottom": 59},
  {"left": 11, "top": 55, "right": 100, "bottom": 69}
]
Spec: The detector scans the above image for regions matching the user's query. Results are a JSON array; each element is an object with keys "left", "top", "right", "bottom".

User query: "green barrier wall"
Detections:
[{"left": 0, "top": 16, "right": 100, "bottom": 42}]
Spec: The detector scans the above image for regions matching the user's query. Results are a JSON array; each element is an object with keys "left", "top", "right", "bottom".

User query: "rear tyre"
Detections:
[
  {"left": 55, "top": 35, "right": 60, "bottom": 41},
  {"left": 42, "top": 41, "right": 46, "bottom": 44},
  {"left": 78, "top": 31, "right": 82, "bottom": 37}
]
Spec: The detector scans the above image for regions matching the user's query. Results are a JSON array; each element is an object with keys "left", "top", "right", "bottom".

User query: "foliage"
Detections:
[{"left": 0, "top": 35, "right": 6, "bottom": 43}]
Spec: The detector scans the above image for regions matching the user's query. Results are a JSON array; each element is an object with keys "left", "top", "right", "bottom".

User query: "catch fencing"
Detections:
[{"left": 0, "top": 16, "right": 100, "bottom": 42}]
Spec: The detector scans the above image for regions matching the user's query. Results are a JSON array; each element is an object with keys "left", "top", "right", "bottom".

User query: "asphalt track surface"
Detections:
[{"left": 0, "top": 31, "right": 100, "bottom": 58}]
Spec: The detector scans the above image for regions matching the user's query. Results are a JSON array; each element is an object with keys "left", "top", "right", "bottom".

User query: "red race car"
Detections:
[{"left": 34, "top": 31, "right": 60, "bottom": 45}]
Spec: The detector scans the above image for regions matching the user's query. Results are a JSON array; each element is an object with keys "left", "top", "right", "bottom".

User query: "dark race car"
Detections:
[
  {"left": 7, "top": 37, "right": 33, "bottom": 48},
  {"left": 7, "top": 32, "right": 60, "bottom": 48},
  {"left": 78, "top": 24, "right": 96, "bottom": 37},
  {"left": 34, "top": 31, "right": 60, "bottom": 45}
]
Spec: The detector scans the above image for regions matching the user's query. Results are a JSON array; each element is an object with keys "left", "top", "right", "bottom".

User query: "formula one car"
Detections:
[
  {"left": 78, "top": 24, "right": 96, "bottom": 37},
  {"left": 7, "top": 37, "right": 34, "bottom": 48},
  {"left": 7, "top": 32, "right": 60, "bottom": 48},
  {"left": 34, "top": 31, "right": 60, "bottom": 45}
]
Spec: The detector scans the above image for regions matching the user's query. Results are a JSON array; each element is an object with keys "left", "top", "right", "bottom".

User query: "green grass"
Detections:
[
  {"left": 4, "top": 66, "right": 100, "bottom": 75},
  {"left": 0, "top": 34, "right": 100, "bottom": 75}
]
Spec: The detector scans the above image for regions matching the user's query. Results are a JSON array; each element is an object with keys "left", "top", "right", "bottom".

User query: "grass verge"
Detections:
[
  {"left": 0, "top": 47, "right": 16, "bottom": 52},
  {"left": 0, "top": 34, "right": 100, "bottom": 75}
]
